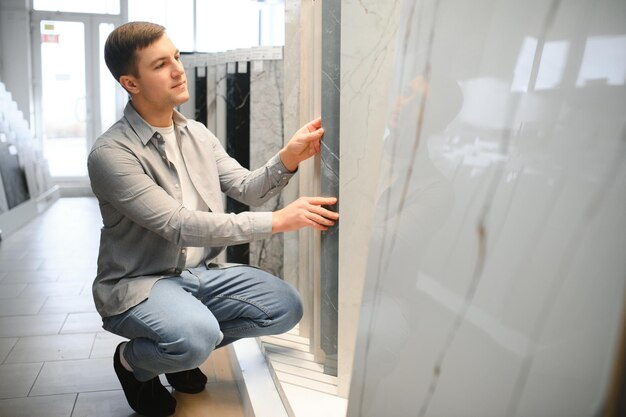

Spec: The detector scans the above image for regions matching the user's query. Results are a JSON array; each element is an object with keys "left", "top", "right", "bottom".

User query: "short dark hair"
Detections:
[{"left": 104, "top": 21, "right": 166, "bottom": 82}]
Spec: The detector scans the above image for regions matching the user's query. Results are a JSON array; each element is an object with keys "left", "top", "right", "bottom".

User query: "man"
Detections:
[{"left": 88, "top": 21, "right": 338, "bottom": 417}]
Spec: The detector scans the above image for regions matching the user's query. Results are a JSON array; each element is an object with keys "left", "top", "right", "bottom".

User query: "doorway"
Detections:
[{"left": 31, "top": 12, "right": 125, "bottom": 188}]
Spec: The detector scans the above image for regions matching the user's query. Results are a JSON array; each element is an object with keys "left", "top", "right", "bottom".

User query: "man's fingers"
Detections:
[
  {"left": 306, "top": 196, "right": 338, "bottom": 207},
  {"left": 306, "top": 212, "right": 336, "bottom": 227},
  {"left": 306, "top": 117, "right": 322, "bottom": 132}
]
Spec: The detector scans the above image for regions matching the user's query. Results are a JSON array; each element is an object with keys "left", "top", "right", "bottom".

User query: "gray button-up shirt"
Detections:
[{"left": 88, "top": 102, "right": 294, "bottom": 317}]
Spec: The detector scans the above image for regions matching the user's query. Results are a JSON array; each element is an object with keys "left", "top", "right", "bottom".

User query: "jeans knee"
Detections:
[
  {"left": 162, "top": 319, "right": 220, "bottom": 369},
  {"left": 275, "top": 284, "right": 303, "bottom": 332}
]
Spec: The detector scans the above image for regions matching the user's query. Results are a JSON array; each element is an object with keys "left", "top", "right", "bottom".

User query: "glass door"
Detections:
[{"left": 32, "top": 12, "right": 124, "bottom": 184}]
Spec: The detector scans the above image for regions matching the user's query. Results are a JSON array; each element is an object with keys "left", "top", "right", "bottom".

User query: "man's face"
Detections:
[{"left": 129, "top": 34, "right": 189, "bottom": 109}]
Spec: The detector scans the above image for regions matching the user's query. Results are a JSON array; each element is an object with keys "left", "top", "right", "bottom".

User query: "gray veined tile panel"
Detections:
[
  {"left": 319, "top": 0, "right": 341, "bottom": 377},
  {"left": 348, "top": 0, "right": 626, "bottom": 416},
  {"left": 249, "top": 59, "right": 284, "bottom": 278}
]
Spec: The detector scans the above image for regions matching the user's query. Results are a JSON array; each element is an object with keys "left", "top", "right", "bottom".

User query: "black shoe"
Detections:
[
  {"left": 113, "top": 343, "right": 177, "bottom": 417},
  {"left": 166, "top": 368, "right": 208, "bottom": 394}
]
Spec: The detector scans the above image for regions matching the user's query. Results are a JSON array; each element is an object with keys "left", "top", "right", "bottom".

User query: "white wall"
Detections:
[{"left": 349, "top": 0, "right": 626, "bottom": 416}]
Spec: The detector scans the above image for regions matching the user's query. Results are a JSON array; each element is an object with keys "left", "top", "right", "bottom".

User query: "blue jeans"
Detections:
[{"left": 102, "top": 265, "right": 303, "bottom": 381}]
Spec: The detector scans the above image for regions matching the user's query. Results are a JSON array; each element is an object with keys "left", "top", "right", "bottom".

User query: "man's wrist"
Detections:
[{"left": 279, "top": 149, "right": 299, "bottom": 172}]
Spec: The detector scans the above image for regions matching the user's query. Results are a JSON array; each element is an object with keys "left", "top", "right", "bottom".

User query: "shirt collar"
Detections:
[{"left": 123, "top": 101, "right": 189, "bottom": 146}]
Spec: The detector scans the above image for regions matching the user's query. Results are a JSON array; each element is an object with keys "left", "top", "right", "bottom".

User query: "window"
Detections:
[{"left": 34, "top": 0, "right": 120, "bottom": 14}]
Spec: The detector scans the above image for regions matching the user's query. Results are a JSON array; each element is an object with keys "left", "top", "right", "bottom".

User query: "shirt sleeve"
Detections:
[
  {"left": 207, "top": 133, "right": 296, "bottom": 206},
  {"left": 88, "top": 142, "right": 273, "bottom": 248}
]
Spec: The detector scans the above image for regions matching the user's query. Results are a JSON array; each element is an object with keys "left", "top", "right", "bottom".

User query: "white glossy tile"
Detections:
[{"left": 348, "top": 0, "right": 626, "bottom": 416}]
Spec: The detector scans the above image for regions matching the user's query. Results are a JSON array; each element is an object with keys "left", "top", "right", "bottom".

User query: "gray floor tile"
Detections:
[
  {"left": 5, "top": 334, "right": 96, "bottom": 364},
  {"left": 0, "top": 314, "right": 67, "bottom": 338},
  {"left": 72, "top": 390, "right": 137, "bottom": 417},
  {"left": 1, "top": 270, "right": 61, "bottom": 284},
  {"left": 90, "top": 332, "right": 127, "bottom": 359},
  {"left": 0, "top": 337, "right": 18, "bottom": 364},
  {"left": 39, "top": 294, "right": 97, "bottom": 315},
  {"left": 0, "top": 283, "right": 26, "bottom": 299},
  {"left": 0, "top": 297, "right": 46, "bottom": 316},
  {"left": 0, "top": 393, "right": 76, "bottom": 417},
  {"left": 19, "top": 282, "right": 84, "bottom": 298},
  {"left": 60, "top": 313, "right": 103, "bottom": 334},
  {"left": 30, "top": 358, "right": 119, "bottom": 396},
  {"left": 0, "top": 362, "right": 43, "bottom": 399}
]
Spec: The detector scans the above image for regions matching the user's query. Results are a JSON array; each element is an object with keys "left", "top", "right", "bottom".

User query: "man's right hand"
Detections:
[{"left": 272, "top": 197, "right": 339, "bottom": 233}]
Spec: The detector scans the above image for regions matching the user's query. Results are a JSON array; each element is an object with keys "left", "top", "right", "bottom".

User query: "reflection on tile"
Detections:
[
  {"left": 59, "top": 312, "right": 103, "bottom": 334},
  {"left": 0, "top": 362, "right": 43, "bottom": 399},
  {"left": 5, "top": 334, "right": 95, "bottom": 363},
  {"left": 30, "top": 358, "right": 119, "bottom": 395},
  {"left": 72, "top": 390, "right": 136, "bottom": 417},
  {"left": 0, "top": 314, "right": 66, "bottom": 337},
  {"left": 0, "top": 393, "right": 76, "bottom": 417},
  {"left": 348, "top": 0, "right": 626, "bottom": 416}
]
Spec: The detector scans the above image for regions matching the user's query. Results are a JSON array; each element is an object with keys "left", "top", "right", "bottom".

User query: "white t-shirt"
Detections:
[{"left": 152, "top": 123, "right": 208, "bottom": 268}]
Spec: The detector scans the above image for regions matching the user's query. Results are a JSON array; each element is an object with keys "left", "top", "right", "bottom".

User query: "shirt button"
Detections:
[
  {"left": 278, "top": 170, "right": 282, "bottom": 174},
  {"left": 175, "top": 184, "right": 180, "bottom": 188},
  {"left": 156, "top": 134, "right": 161, "bottom": 139},
  {"left": 181, "top": 249, "right": 186, "bottom": 254}
]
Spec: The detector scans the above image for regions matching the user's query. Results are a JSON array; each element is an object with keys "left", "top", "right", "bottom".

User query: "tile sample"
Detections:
[
  {"left": 337, "top": 0, "right": 401, "bottom": 396},
  {"left": 249, "top": 59, "right": 285, "bottom": 278},
  {"left": 319, "top": 0, "right": 341, "bottom": 376},
  {"left": 348, "top": 0, "right": 626, "bottom": 416},
  {"left": 226, "top": 64, "right": 251, "bottom": 265}
]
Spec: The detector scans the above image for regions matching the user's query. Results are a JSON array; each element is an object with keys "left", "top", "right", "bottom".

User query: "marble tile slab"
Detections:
[
  {"left": 225, "top": 65, "right": 251, "bottom": 265},
  {"left": 249, "top": 59, "right": 284, "bottom": 278},
  {"left": 337, "top": 0, "right": 401, "bottom": 397},
  {"left": 348, "top": 0, "right": 626, "bottom": 416},
  {"left": 319, "top": 0, "right": 341, "bottom": 377}
]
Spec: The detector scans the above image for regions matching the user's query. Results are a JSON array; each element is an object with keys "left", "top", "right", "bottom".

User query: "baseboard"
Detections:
[{"left": 229, "top": 338, "right": 290, "bottom": 417}]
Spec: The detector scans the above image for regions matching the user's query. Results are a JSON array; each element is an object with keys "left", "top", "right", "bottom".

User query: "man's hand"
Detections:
[
  {"left": 279, "top": 117, "right": 324, "bottom": 172},
  {"left": 272, "top": 196, "right": 339, "bottom": 233}
]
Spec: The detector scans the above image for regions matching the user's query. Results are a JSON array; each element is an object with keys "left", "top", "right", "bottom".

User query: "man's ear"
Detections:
[{"left": 119, "top": 75, "right": 139, "bottom": 95}]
